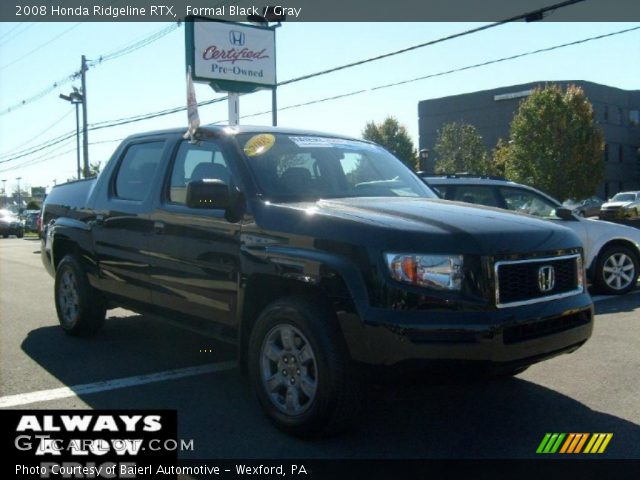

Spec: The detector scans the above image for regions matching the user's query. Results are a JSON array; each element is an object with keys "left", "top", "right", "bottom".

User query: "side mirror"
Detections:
[
  {"left": 555, "top": 207, "right": 575, "bottom": 220},
  {"left": 186, "top": 179, "right": 231, "bottom": 209}
]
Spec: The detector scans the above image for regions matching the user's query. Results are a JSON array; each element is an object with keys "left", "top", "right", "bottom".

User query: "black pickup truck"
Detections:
[{"left": 41, "top": 126, "right": 593, "bottom": 436}]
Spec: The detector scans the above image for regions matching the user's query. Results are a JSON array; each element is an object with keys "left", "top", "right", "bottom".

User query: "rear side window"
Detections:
[
  {"left": 450, "top": 185, "right": 499, "bottom": 207},
  {"left": 114, "top": 142, "right": 164, "bottom": 201}
]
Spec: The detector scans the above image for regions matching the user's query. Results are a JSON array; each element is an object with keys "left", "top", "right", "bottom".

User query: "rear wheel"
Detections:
[
  {"left": 594, "top": 245, "right": 639, "bottom": 295},
  {"left": 248, "top": 296, "right": 361, "bottom": 437},
  {"left": 55, "top": 255, "right": 106, "bottom": 336}
]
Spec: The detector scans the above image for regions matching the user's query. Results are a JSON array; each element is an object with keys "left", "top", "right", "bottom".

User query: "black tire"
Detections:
[
  {"left": 248, "top": 296, "right": 361, "bottom": 438},
  {"left": 2, "top": 234, "right": 7, "bottom": 239},
  {"left": 593, "top": 245, "right": 640, "bottom": 295},
  {"left": 54, "top": 254, "right": 106, "bottom": 337}
]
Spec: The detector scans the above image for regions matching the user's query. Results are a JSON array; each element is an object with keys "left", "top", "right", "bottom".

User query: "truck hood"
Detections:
[{"left": 266, "top": 197, "right": 580, "bottom": 256}]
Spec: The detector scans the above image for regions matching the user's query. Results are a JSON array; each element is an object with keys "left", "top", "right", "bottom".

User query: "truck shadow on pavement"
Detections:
[
  {"left": 593, "top": 289, "right": 640, "bottom": 315},
  {"left": 20, "top": 314, "right": 640, "bottom": 459}
]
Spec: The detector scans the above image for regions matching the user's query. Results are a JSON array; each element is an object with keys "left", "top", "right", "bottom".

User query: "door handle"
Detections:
[
  {"left": 154, "top": 221, "right": 165, "bottom": 235},
  {"left": 95, "top": 214, "right": 104, "bottom": 226}
]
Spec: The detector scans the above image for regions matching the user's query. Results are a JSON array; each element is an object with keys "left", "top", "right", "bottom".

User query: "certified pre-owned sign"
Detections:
[{"left": 191, "top": 19, "right": 276, "bottom": 90}]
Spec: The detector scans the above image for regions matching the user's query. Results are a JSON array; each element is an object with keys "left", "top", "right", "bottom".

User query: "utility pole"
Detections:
[
  {"left": 81, "top": 55, "right": 89, "bottom": 178},
  {"left": 16, "top": 177, "right": 22, "bottom": 213},
  {"left": 1, "top": 179, "right": 6, "bottom": 208},
  {"left": 59, "top": 89, "right": 83, "bottom": 179},
  {"left": 272, "top": 88, "right": 277, "bottom": 126}
]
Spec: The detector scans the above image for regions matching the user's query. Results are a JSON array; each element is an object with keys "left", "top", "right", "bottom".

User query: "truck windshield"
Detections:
[{"left": 236, "top": 133, "right": 436, "bottom": 202}]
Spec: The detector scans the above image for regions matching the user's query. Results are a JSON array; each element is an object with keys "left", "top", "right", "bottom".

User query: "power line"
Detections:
[
  {"left": 3, "top": 24, "right": 636, "bottom": 168},
  {"left": 1, "top": 15, "right": 630, "bottom": 170},
  {"left": 278, "top": 0, "right": 587, "bottom": 87},
  {"left": 0, "top": 138, "right": 125, "bottom": 175},
  {"left": 237, "top": 26, "right": 640, "bottom": 120},
  {"left": 0, "top": 22, "right": 182, "bottom": 116},
  {"left": 0, "top": 23, "right": 27, "bottom": 44},
  {"left": 0, "top": 1, "right": 586, "bottom": 154},
  {"left": 0, "top": 94, "right": 229, "bottom": 165},
  {"left": 0, "top": 24, "right": 82, "bottom": 72},
  {"left": 0, "top": 0, "right": 582, "bottom": 117},
  {"left": 0, "top": 107, "right": 75, "bottom": 155},
  {"left": 88, "top": 22, "right": 181, "bottom": 67},
  {"left": 14, "top": 24, "right": 640, "bottom": 172},
  {"left": 0, "top": 23, "right": 35, "bottom": 48}
]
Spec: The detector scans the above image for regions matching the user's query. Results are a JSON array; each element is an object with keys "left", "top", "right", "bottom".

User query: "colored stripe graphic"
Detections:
[
  {"left": 559, "top": 433, "right": 575, "bottom": 453},
  {"left": 537, "top": 433, "right": 552, "bottom": 453},
  {"left": 574, "top": 433, "right": 589, "bottom": 453},
  {"left": 584, "top": 433, "right": 613, "bottom": 454},
  {"left": 538, "top": 433, "right": 612, "bottom": 454},
  {"left": 537, "top": 433, "right": 565, "bottom": 453}
]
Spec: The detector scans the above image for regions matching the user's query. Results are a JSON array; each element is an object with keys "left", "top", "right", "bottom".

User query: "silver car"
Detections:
[
  {"left": 600, "top": 191, "right": 640, "bottom": 220},
  {"left": 423, "top": 176, "right": 640, "bottom": 295}
]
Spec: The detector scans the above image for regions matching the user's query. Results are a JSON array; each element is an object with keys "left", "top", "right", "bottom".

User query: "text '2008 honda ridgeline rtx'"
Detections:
[{"left": 41, "top": 126, "right": 593, "bottom": 437}]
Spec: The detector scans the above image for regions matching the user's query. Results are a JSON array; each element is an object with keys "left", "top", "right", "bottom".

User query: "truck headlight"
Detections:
[{"left": 385, "top": 253, "right": 463, "bottom": 291}]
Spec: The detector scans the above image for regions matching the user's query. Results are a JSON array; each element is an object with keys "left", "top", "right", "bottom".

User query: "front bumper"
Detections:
[
  {"left": 338, "top": 292, "right": 593, "bottom": 367},
  {"left": 600, "top": 207, "right": 633, "bottom": 219},
  {"left": 0, "top": 224, "right": 23, "bottom": 235}
]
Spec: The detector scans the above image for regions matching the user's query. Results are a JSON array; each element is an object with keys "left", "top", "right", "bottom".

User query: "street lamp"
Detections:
[
  {"left": 59, "top": 88, "right": 84, "bottom": 179},
  {"left": 247, "top": 6, "right": 286, "bottom": 127},
  {"left": 419, "top": 148, "right": 431, "bottom": 173},
  {"left": 16, "top": 176, "right": 22, "bottom": 214}
]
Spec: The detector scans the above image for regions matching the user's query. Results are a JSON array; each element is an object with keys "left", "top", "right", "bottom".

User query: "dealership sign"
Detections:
[{"left": 186, "top": 17, "right": 276, "bottom": 93}]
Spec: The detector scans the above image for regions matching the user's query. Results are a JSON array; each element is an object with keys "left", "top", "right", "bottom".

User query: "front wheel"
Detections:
[
  {"left": 55, "top": 254, "right": 106, "bottom": 336},
  {"left": 248, "top": 296, "right": 361, "bottom": 437},
  {"left": 593, "top": 245, "right": 639, "bottom": 295}
]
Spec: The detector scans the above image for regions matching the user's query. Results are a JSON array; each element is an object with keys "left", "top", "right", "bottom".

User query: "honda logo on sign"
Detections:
[
  {"left": 229, "top": 30, "right": 245, "bottom": 46},
  {"left": 537, "top": 265, "right": 555, "bottom": 292}
]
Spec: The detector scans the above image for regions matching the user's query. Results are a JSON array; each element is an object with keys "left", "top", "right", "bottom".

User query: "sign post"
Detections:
[{"left": 185, "top": 16, "right": 277, "bottom": 126}]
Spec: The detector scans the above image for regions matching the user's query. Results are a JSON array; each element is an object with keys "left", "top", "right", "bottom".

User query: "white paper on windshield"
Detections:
[
  {"left": 288, "top": 136, "right": 332, "bottom": 148},
  {"left": 288, "top": 136, "right": 375, "bottom": 150}
]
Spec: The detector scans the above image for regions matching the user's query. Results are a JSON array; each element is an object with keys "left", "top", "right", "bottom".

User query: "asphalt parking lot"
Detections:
[{"left": 1, "top": 237, "right": 639, "bottom": 459}]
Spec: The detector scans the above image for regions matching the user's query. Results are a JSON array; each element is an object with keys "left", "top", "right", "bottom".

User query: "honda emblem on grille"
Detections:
[{"left": 537, "top": 265, "right": 555, "bottom": 292}]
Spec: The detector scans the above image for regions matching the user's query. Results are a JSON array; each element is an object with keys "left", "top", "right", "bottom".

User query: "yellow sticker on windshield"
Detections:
[{"left": 244, "top": 134, "right": 275, "bottom": 157}]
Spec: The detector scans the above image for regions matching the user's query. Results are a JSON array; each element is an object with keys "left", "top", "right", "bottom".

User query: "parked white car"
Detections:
[
  {"left": 599, "top": 191, "right": 640, "bottom": 220},
  {"left": 423, "top": 176, "right": 640, "bottom": 295}
]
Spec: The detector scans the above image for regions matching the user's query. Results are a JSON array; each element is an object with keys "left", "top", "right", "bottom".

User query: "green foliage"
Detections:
[
  {"left": 89, "top": 160, "right": 102, "bottom": 176},
  {"left": 502, "top": 84, "right": 604, "bottom": 200},
  {"left": 26, "top": 200, "right": 40, "bottom": 210},
  {"left": 362, "top": 117, "right": 418, "bottom": 169},
  {"left": 434, "top": 122, "right": 494, "bottom": 175},
  {"left": 491, "top": 138, "right": 510, "bottom": 178}
]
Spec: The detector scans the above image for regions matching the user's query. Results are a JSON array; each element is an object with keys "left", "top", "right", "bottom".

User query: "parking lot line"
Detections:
[{"left": 0, "top": 361, "right": 237, "bottom": 408}]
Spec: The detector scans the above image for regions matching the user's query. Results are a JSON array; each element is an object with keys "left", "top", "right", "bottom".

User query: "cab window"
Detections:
[{"left": 168, "top": 141, "right": 232, "bottom": 205}]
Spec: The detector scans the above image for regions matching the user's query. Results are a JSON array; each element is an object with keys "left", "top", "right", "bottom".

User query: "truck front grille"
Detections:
[{"left": 495, "top": 254, "right": 583, "bottom": 308}]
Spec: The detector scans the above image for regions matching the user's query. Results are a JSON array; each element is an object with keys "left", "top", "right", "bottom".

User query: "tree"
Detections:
[
  {"left": 362, "top": 117, "right": 418, "bottom": 169},
  {"left": 433, "top": 122, "right": 494, "bottom": 175},
  {"left": 26, "top": 200, "right": 40, "bottom": 210},
  {"left": 491, "top": 138, "right": 511, "bottom": 178},
  {"left": 502, "top": 85, "right": 604, "bottom": 200},
  {"left": 89, "top": 160, "right": 102, "bottom": 177}
]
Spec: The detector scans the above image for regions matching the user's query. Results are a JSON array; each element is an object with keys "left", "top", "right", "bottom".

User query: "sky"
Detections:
[{"left": 0, "top": 19, "right": 639, "bottom": 195}]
